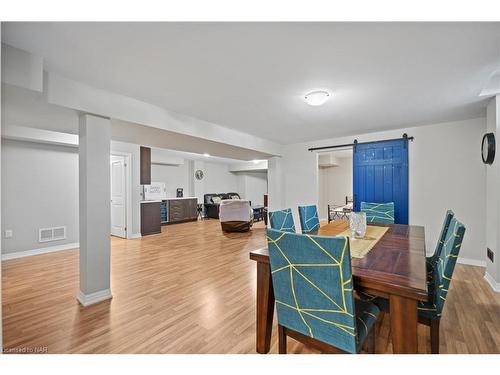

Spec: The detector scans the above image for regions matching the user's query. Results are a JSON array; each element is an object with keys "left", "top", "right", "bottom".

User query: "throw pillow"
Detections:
[{"left": 211, "top": 196, "right": 222, "bottom": 204}]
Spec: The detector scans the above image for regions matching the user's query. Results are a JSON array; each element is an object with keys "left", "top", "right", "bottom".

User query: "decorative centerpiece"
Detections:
[{"left": 349, "top": 212, "right": 367, "bottom": 239}]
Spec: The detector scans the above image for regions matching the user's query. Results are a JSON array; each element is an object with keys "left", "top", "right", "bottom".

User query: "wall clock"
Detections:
[
  {"left": 481, "top": 133, "right": 495, "bottom": 165},
  {"left": 195, "top": 169, "right": 204, "bottom": 180}
]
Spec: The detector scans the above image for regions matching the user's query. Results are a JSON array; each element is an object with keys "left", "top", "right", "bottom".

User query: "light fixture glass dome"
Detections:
[{"left": 304, "top": 90, "right": 330, "bottom": 106}]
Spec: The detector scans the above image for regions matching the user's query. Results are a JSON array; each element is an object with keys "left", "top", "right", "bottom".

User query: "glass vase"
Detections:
[{"left": 349, "top": 212, "right": 367, "bottom": 239}]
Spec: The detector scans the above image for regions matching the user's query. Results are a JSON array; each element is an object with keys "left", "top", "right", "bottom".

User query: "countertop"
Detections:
[
  {"left": 162, "top": 197, "right": 197, "bottom": 201},
  {"left": 140, "top": 197, "right": 198, "bottom": 204}
]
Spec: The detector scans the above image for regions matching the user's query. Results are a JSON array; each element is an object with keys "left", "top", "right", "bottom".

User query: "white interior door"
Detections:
[{"left": 110, "top": 155, "right": 127, "bottom": 238}]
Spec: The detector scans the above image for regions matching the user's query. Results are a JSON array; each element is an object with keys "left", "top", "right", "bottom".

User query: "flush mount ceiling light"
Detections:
[
  {"left": 304, "top": 90, "right": 331, "bottom": 106},
  {"left": 203, "top": 153, "right": 210, "bottom": 157}
]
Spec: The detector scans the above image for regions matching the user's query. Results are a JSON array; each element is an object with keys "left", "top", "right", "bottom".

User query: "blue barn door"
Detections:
[{"left": 353, "top": 138, "right": 409, "bottom": 224}]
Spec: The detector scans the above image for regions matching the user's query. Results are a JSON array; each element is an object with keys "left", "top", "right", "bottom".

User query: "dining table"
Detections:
[{"left": 249, "top": 220, "right": 428, "bottom": 354}]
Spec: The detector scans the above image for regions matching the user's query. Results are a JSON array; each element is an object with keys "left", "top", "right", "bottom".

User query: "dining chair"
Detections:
[
  {"left": 298, "top": 205, "right": 320, "bottom": 234},
  {"left": 426, "top": 210, "right": 454, "bottom": 298},
  {"left": 360, "top": 202, "right": 395, "bottom": 224},
  {"left": 363, "top": 210, "right": 455, "bottom": 304},
  {"left": 267, "top": 228, "right": 380, "bottom": 354},
  {"left": 358, "top": 216, "right": 466, "bottom": 354},
  {"left": 417, "top": 216, "right": 465, "bottom": 353},
  {"left": 268, "top": 208, "right": 296, "bottom": 233}
]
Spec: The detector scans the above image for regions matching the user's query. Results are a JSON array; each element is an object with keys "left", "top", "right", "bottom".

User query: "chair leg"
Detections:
[
  {"left": 278, "top": 325, "right": 287, "bottom": 354},
  {"left": 430, "top": 319, "right": 440, "bottom": 354},
  {"left": 367, "top": 328, "right": 376, "bottom": 354},
  {"left": 376, "top": 310, "right": 385, "bottom": 335}
]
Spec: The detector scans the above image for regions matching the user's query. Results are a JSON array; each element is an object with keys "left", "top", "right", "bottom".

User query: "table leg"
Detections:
[
  {"left": 389, "top": 295, "right": 418, "bottom": 353},
  {"left": 256, "top": 262, "right": 274, "bottom": 353}
]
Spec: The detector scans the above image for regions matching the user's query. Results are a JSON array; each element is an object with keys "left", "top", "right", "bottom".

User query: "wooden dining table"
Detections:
[{"left": 250, "top": 220, "right": 428, "bottom": 354}]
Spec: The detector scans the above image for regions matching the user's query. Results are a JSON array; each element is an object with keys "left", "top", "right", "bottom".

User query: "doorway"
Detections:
[
  {"left": 318, "top": 149, "right": 353, "bottom": 220},
  {"left": 110, "top": 153, "right": 131, "bottom": 238}
]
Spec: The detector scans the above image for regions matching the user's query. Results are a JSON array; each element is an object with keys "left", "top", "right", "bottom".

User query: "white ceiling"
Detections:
[{"left": 2, "top": 22, "right": 500, "bottom": 144}]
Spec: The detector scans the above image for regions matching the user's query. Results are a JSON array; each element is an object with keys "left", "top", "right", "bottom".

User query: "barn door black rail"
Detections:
[{"left": 308, "top": 133, "right": 414, "bottom": 152}]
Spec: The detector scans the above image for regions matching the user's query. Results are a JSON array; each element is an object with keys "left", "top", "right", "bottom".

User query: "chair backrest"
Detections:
[
  {"left": 266, "top": 228, "right": 357, "bottom": 353},
  {"left": 298, "top": 205, "right": 320, "bottom": 234},
  {"left": 269, "top": 208, "right": 296, "bottom": 233},
  {"left": 426, "top": 210, "right": 454, "bottom": 302},
  {"left": 360, "top": 202, "right": 395, "bottom": 224},
  {"left": 219, "top": 199, "right": 252, "bottom": 223},
  {"left": 433, "top": 217, "right": 466, "bottom": 316},
  {"left": 432, "top": 210, "right": 455, "bottom": 259}
]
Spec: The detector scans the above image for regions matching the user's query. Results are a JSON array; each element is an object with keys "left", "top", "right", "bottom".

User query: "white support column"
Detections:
[
  {"left": 267, "top": 156, "right": 285, "bottom": 211},
  {"left": 77, "top": 114, "right": 113, "bottom": 306}
]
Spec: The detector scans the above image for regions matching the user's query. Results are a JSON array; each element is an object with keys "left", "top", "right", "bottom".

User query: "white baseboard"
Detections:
[
  {"left": 129, "top": 233, "right": 142, "bottom": 239},
  {"left": 484, "top": 272, "right": 500, "bottom": 293},
  {"left": 457, "top": 257, "right": 486, "bottom": 267},
  {"left": 1, "top": 242, "right": 79, "bottom": 261},
  {"left": 77, "top": 289, "right": 113, "bottom": 307}
]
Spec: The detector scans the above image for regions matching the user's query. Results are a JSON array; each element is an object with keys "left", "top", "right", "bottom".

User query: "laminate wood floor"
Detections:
[{"left": 2, "top": 220, "right": 500, "bottom": 353}]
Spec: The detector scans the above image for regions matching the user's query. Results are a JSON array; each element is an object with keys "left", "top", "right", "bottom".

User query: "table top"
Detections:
[{"left": 250, "top": 220, "right": 428, "bottom": 301}]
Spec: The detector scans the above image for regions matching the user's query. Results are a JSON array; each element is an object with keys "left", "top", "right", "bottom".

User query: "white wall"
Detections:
[
  {"left": 203, "top": 161, "right": 239, "bottom": 194},
  {"left": 1, "top": 139, "right": 79, "bottom": 255},
  {"left": 318, "top": 155, "right": 353, "bottom": 219},
  {"left": 485, "top": 96, "right": 500, "bottom": 287},
  {"left": 269, "top": 118, "right": 487, "bottom": 264},
  {"left": 236, "top": 171, "right": 268, "bottom": 206},
  {"left": 151, "top": 163, "right": 191, "bottom": 198}
]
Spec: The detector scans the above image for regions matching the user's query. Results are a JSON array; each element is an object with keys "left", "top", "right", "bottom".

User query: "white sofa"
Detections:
[{"left": 219, "top": 199, "right": 253, "bottom": 232}]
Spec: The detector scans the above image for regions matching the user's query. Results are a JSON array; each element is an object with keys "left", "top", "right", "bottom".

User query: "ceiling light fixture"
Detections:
[
  {"left": 203, "top": 153, "right": 210, "bottom": 157},
  {"left": 304, "top": 90, "right": 330, "bottom": 106},
  {"left": 252, "top": 160, "right": 260, "bottom": 164}
]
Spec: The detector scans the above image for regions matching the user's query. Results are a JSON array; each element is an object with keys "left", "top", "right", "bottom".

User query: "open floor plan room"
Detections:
[
  {"left": 2, "top": 220, "right": 500, "bottom": 354},
  {"left": 1, "top": 17, "right": 500, "bottom": 364}
]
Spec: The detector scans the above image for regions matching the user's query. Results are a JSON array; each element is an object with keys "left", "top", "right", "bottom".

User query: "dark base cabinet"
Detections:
[
  {"left": 141, "top": 202, "right": 161, "bottom": 236},
  {"left": 167, "top": 198, "right": 198, "bottom": 224}
]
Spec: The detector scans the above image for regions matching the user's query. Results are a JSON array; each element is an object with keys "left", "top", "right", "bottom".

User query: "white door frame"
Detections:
[{"left": 111, "top": 151, "right": 133, "bottom": 239}]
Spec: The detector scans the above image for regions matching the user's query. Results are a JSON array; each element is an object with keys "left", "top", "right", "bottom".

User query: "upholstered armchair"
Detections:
[
  {"left": 360, "top": 202, "right": 395, "bottom": 224},
  {"left": 204, "top": 193, "right": 241, "bottom": 219},
  {"left": 219, "top": 199, "right": 253, "bottom": 232},
  {"left": 267, "top": 228, "right": 380, "bottom": 353}
]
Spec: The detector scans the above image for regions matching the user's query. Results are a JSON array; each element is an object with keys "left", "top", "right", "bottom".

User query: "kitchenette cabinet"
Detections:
[
  {"left": 167, "top": 198, "right": 198, "bottom": 223},
  {"left": 141, "top": 197, "right": 198, "bottom": 236}
]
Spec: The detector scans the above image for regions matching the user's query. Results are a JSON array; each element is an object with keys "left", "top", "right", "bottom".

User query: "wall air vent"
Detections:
[{"left": 39, "top": 226, "right": 67, "bottom": 243}]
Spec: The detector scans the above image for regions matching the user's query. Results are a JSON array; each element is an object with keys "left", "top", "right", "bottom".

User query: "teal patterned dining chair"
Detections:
[
  {"left": 426, "top": 210, "right": 454, "bottom": 298},
  {"left": 417, "top": 216, "right": 465, "bottom": 353},
  {"left": 360, "top": 202, "right": 395, "bottom": 224},
  {"left": 269, "top": 208, "right": 296, "bottom": 233},
  {"left": 358, "top": 214, "right": 465, "bottom": 354},
  {"left": 298, "top": 205, "right": 320, "bottom": 234},
  {"left": 267, "top": 228, "right": 380, "bottom": 354}
]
